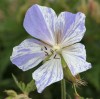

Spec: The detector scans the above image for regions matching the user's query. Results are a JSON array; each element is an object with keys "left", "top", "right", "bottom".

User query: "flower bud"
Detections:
[
  {"left": 5, "top": 90, "right": 17, "bottom": 97},
  {"left": 61, "top": 55, "right": 86, "bottom": 86}
]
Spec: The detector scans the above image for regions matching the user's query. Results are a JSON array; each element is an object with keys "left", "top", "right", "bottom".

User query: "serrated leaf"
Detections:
[
  {"left": 12, "top": 74, "right": 36, "bottom": 95},
  {"left": 25, "top": 80, "right": 36, "bottom": 94},
  {"left": 12, "top": 74, "right": 26, "bottom": 93},
  {"left": 19, "top": 81, "right": 26, "bottom": 91}
]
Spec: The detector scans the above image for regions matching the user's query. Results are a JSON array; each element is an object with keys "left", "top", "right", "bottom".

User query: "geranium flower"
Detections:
[{"left": 10, "top": 4, "right": 91, "bottom": 93}]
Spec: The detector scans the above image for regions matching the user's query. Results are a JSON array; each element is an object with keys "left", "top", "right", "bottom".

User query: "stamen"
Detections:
[
  {"left": 54, "top": 54, "right": 56, "bottom": 58},
  {"left": 50, "top": 49, "right": 54, "bottom": 54},
  {"left": 41, "top": 48, "right": 43, "bottom": 51},
  {"left": 54, "top": 54, "right": 60, "bottom": 59},
  {"left": 44, "top": 46, "right": 47, "bottom": 50},
  {"left": 44, "top": 51, "right": 49, "bottom": 56}
]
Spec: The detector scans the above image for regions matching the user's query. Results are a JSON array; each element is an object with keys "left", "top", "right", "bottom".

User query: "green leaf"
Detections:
[
  {"left": 25, "top": 80, "right": 36, "bottom": 94},
  {"left": 12, "top": 74, "right": 26, "bottom": 93},
  {"left": 19, "top": 81, "right": 26, "bottom": 91},
  {"left": 12, "top": 74, "right": 36, "bottom": 95}
]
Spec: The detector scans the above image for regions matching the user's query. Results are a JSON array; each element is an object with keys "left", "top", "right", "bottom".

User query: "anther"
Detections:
[
  {"left": 50, "top": 49, "right": 54, "bottom": 54},
  {"left": 54, "top": 54, "right": 60, "bottom": 59},
  {"left": 44, "top": 51, "right": 49, "bottom": 56},
  {"left": 44, "top": 46, "right": 47, "bottom": 50}
]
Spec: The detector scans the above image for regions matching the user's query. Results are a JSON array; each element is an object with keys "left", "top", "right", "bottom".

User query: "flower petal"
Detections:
[
  {"left": 23, "top": 4, "right": 57, "bottom": 46},
  {"left": 62, "top": 43, "right": 91, "bottom": 76},
  {"left": 10, "top": 38, "right": 46, "bottom": 71},
  {"left": 32, "top": 56, "right": 63, "bottom": 93},
  {"left": 57, "top": 12, "right": 86, "bottom": 47}
]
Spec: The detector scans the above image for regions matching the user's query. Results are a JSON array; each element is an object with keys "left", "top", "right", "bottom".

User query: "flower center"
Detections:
[
  {"left": 41, "top": 44, "right": 62, "bottom": 57},
  {"left": 53, "top": 45, "right": 61, "bottom": 52}
]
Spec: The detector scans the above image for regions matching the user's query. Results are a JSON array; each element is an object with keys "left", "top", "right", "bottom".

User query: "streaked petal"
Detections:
[
  {"left": 62, "top": 43, "right": 91, "bottom": 75},
  {"left": 23, "top": 4, "right": 57, "bottom": 46},
  {"left": 10, "top": 38, "right": 46, "bottom": 71},
  {"left": 33, "top": 55, "right": 63, "bottom": 93},
  {"left": 57, "top": 12, "right": 86, "bottom": 47}
]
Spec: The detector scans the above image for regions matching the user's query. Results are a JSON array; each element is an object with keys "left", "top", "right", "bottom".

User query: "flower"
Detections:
[{"left": 10, "top": 4, "right": 91, "bottom": 93}]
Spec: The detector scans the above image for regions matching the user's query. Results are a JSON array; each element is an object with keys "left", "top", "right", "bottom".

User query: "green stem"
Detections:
[
  {"left": 73, "top": 84, "right": 79, "bottom": 96},
  {"left": 61, "top": 79, "right": 66, "bottom": 99}
]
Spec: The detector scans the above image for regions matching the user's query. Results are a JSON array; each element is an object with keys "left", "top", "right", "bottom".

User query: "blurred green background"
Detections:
[{"left": 0, "top": 0, "right": 100, "bottom": 99}]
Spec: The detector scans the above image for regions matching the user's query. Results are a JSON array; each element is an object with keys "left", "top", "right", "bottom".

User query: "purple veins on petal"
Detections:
[
  {"left": 10, "top": 3, "right": 92, "bottom": 93},
  {"left": 62, "top": 43, "right": 91, "bottom": 76},
  {"left": 23, "top": 4, "right": 57, "bottom": 46},
  {"left": 32, "top": 56, "right": 63, "bottom": 93},
  {"left": 57, "top": 12, "right": 86, "bottom": 47},
  {"left": 10, "top": 38, "right": 46, "bottom": 71}
]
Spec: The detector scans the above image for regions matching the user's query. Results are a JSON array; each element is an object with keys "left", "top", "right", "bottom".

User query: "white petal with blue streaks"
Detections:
[
  {"left": 33, "top": 56, "right": 63, "bottom": 93},
  {"left": 23, "top": 4, "right": 57, "bottom": 46},
  {"left": 57, "top": 12, "right": 86, "bottom": 47},
  {"left": 10, "top": 38, "right": 46, "bottom": 71},
  {"left": 62, "top": 43, "right": 91, "bottom": 76}
]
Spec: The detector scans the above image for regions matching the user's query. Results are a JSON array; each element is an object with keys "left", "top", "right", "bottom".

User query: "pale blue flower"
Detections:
[{"left": 10, "top": 4, "right": 91, "bottom": 93}]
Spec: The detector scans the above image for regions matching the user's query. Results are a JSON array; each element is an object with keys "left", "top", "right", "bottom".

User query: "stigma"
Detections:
[{"left": 53, "top": 44, "right": 61, "bottom": 52}]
